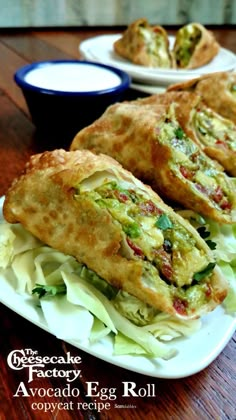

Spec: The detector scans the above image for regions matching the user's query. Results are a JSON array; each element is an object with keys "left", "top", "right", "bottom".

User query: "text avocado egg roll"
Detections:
[
  {"left": 70, "top": 102, "right": 236, "bottom": 224},
  {"left": 167, "top": 71, "right": 236, "bottom": 125},
  {"left": 173, "top": 22, "right": 219, "bottom": 69},
  {"left": 3, "top": 149, "right": 228, "bottom": 319},
  {"left": 135, "top": 91, "right": 236, "bottom": 176}
]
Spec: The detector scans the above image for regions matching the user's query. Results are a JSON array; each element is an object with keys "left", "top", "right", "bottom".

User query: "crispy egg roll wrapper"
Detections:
[
  {"left": 114, "top": 18, "right": 173, "bottom": 68},
  {"left": 168, "top": 71, "right": 236, "bottom": 124},
  {"left": 135, "top": 91, "right": 236, "bottom": 176},
  {"left": 71, "top": 102, "right": 236, "bottom": 224},
  {"left": 173, "top": 22, "right": 219, "bottom": 69},
  {"left": 3, "top": 149, "right": 228, "bottom": 319}
]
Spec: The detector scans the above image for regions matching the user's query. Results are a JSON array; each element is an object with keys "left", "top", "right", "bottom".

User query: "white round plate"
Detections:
[{"left": 79, "top": 34, "right": 236, "bottom": 87}]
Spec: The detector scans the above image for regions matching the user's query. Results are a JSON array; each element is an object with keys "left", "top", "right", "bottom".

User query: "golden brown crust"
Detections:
[
  {"left": 71, "top": 102, "right": 236, "bottom": 224},
  {"left": 3, "top": 149, "right": 229, "bottom": 319},
  {"left": 173, "top": 22, "right": 220, "bottom": 69},
  {"left": 3, "top": 150, "right": 145, "bottom": 301},
  {"left": 134, "top": 91, "right": 236, "bottom": 176},
  {"left": 168, "top": 71, "right": 236, "bottom": 124},
  {"left": 113, "top": 18, "right": 172, "bottom": 68}
]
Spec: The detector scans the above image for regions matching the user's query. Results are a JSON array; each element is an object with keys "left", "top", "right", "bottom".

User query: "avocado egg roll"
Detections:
[
  {"left": 3, "top": 149, "right": 228, "bottom": 319},
  {"left": 173, "top": 22, "right": 219, "bottom": 69},
  {"left": 113, "top": 18, "right": 173, "bottom": 68},
  {"left": 135, "top": 91, "right": 236, "bottom": 176},
  {"left": 71, "top": 102, "right": 236, "bottom": 224},
  {"left": 167, "top": 71, "right": 236, "bottom": 124}
]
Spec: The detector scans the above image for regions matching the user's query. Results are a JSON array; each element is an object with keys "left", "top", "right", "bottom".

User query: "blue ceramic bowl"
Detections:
[{"left": 14, "top": 59, "right": 131, "bottom": 146}]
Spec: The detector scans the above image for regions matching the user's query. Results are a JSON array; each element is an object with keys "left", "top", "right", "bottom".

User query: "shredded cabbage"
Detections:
[
  {"left": 0, "top": 215, "right": 235, "bottom": 359},
  {"left": 0, "top": 222, "right": 42, "bottom": 269},
  {"left": 0, "top": 223, "right": 16, "bottom": 268}
]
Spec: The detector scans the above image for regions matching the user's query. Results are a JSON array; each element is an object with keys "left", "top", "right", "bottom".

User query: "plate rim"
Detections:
[{"left": 79, "top": 33, "right": 236, "bottom": 85}]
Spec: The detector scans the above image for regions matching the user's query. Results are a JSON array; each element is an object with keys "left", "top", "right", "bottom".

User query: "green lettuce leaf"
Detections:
[{"left": 218, "top": 260, "right": 236, "bottom": 313}]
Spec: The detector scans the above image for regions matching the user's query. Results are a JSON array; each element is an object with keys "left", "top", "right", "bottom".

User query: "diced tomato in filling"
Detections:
[
  {"left": 205, "top": 283, "right": 212, "bottom": 298},
  {"left": 155, "top": 248, "right": 173, "bottom": 281},
  {"left": 195, "top": 183, "right": 209, "bottom": 195},
  {"left": 161, "top": 261, "right": 173, "bottom": 281},
  {"left": 180, "top": 165, "right": 193, "bottom": 179},
  {"left": 173, "top": 298, "right": 188, "bottom": 316},
  {"left": 211, "top": 186, "right": 232, "bottom": 211},
  {"left": 114, "top": 190, "right": 129, "bottom": 203},
  {"left": 211, "top": 186, "right": 224, "bottom": 203},
  {"left": 215, "top": 139, "right": 227, "bottom": 147},
  {"left": 220, "top": 199, "right": 232, "bottom": 210},
  {"left": 195, "top": 183, "right": 231, "bottom": 211},
  {"left": 139, "top": 200, "right": 162, "bottom": 215},
  {"left": 126, "top": 238, "right": 144, "bottom": 257}
]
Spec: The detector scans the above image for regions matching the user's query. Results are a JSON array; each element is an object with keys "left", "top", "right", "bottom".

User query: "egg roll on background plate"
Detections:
[
  {"left": 3, "top": 149, "right": 228, "bottom": 319},
  {"left": 113, "top": 18, "right": 173, "bottom": 68},
  {"left": 173, "top": 22, "right": 220, "bottom": 69},
  {"left": 135, "top": 91, "right": 236, "bottom": 176},
  {"left": 71, "top": 102, "right": 236, "bottom": 224},
  {"left": 168, "top": 71, "right": 236, "bottom": 124}
]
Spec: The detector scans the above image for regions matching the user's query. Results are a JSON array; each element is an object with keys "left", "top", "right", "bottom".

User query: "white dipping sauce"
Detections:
[{"left": 25, "top": 63, "right": 121, "bottom": 92}]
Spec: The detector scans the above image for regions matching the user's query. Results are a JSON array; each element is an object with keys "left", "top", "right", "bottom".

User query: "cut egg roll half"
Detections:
[
  {"left": 3, "top": 149, "right": 228, "bottom": 319},
  {"left": 71, "top": 102, "right": 236, "bottom": 224},
  {"left": 134, "top": 91, "right": 236, "bottom": 176},
  {"left": 173, "top": 22, "right": 219, "bottom": 69},
  {"left": 113, "top": 18, "right": 173, "bottom": 68},
  {"left": 167, "top": 71, "right": 236, "bottom": 125}
]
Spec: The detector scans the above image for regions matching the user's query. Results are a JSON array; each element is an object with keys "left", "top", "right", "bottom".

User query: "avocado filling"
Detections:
[
  {"left": 138, "top": 24, "right": 171, "bottom": 67},
  {"left": 74, "top": 178, "right": 215, "bottom": 316},
  {"left": 230, "top": 83, "right": 236, "bottom": 97},
  {"left": 191, "top": 104, "right": 236, "bottom": 152},
  {"left": 175, "top": 24, "right": 201, "bottom": 67},
  {"left": 156, "top": 110, "right": 233, "bottom": 213}
]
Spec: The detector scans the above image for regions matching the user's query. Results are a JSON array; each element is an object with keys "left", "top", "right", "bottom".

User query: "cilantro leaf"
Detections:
[
  {"left": 197, "top": 226, "right": 210, "bottom": 239},
  {"left": 174, "top": 127, "right": 184, "bottom": 139},
  {"left": 155, "top": 214, "right": 173, "bottom": 230},
  {"left": 206, "top": 239, "right": 217, "bottom": 250},
  {"left": 32, "top": 283, "right": 66, "bottom": 298},
  {"left": 197, "top": 226, "right": 217, "bottom": 250},
  {"left": 193, "top": 262, "right": 216, "bottom": 282}
]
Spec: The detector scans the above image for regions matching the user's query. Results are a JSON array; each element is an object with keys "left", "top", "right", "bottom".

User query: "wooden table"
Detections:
[{"left": 0, "top": 27, "right": 235, "bottom": 420}]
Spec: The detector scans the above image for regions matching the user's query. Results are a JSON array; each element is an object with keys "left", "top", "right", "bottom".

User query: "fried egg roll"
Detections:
[
  {"left": 173, "top": 22, "right": 219, "bottom": 69},
  {"left": 167, "top": 71, "right": 236, "bottom": 124},
  {"left": 3, "top": 149, "right": 228, "bottom": 319},
  {"left": 113, "top": 18, "right": 172, "bottom": 68},
  {"left": 71, "top": 102, "right": 236, "bottom": 224},
  {"left": 135, "top": 91, "right": 236, "bottom": 176}
]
